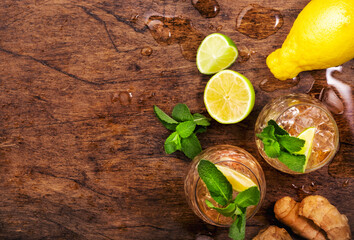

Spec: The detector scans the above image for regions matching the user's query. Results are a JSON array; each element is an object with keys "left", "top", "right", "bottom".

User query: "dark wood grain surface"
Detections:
[{"left": 0, "top": 0, "right": 353, "bottom": 239}]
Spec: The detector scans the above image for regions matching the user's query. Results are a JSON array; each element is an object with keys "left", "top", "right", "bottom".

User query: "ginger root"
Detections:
[
  {"left": 274, "top": 196, "right": 326, "bottom": 240},
  {"left": 274, "top": 195, "right": 351, "bottom": 240},
  {"left": 299, "top": 195, "right": 351, "bottom": 240},
  {"left": 253, "top": 226, "right": 292, "bottom": 240}
]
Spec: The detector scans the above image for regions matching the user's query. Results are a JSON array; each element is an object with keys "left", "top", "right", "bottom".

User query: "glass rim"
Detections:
[{"left": 193, "top": 159, "right": 264, "bottom": 227}]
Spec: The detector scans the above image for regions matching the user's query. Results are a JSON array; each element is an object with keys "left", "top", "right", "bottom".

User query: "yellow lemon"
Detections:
[
  {"left": 215, "top": 164, "right": 257, "bottom": 192},
  {"left": 267, "top": 0, "right": 354, "bottom": 80}
]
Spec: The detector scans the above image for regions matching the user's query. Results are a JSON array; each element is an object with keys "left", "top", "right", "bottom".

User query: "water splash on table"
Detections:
[
  {"left": 141, "top": 47, "right": 153, "bottom": 56},
  {"left": 146, "top": 15, "right": 205, "bottom": 61},
  {"left": 191, "top": 0, "right": 220, "bottom": 18},
  {"left": 259, "top": 76, "right": 300, "bottom": 92},
  {"left": 236, "top": 4, "right": 283, "bottom": 40}
]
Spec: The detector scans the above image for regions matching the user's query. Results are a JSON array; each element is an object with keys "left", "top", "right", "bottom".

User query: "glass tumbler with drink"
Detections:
[
  {"left": 255, "top": 93, "right": 339, "bottom": 174},
  {"left": 184, "top": 145, "right": 266, "bottom": 227}
]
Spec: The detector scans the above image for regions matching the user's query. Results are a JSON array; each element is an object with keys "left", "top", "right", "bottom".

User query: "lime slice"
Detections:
[
  {"left": 216, "top": 164, "right": 257, "bottom": 192},
  {"left": 295, "top": 127, "right": 316, "bottom": 172},
  {"left": 196, "top": 33, "right": 238, "bottom": 74},
  {"left": 204, "top": 70, "right": 255, "bottom": 124}
]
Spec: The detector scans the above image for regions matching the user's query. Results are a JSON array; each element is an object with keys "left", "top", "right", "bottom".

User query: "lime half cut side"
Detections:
[
  {"left": 204, "top": 70, "right": 255, "bottom": 124},
  {"left": 216, "top": 164, "right": 257, "bottom": 192},
  {"left": 196, "top": 33, "right": 238, "bottom": 74},
  {"left": 295, "top": 127, "right": 316, "bottom": 172}
]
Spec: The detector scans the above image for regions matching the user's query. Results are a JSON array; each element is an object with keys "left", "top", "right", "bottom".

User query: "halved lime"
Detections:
[
  {"left": 196, "top": 33, "right": 238, "bottom": 74},
  {"left": 295, "top": 127, "right": 316, "bottom": 172},
  {"left": 204, "top": 70, "right": 255, "bottom": 124},
  {"left": 216, "top": 164, "right": 257, "bottom": 192}
]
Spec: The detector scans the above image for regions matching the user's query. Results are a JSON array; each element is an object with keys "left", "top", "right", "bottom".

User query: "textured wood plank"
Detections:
[{"left": 0, "top": 0, "right": 353, "bottom": 239}]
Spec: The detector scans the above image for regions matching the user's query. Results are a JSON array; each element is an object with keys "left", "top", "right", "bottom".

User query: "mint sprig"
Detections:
[
  {"left": 198, "top": 160, "right": 232, "bottom": 206},
  {"left": 256, "top": 120, "right": 306, "bottom": 172},
  {"left": 198, "top": 160, "right": 260, "bottom": 240},
  {"left": 154, "top": 104, "right": 210, "bottom": 159}
]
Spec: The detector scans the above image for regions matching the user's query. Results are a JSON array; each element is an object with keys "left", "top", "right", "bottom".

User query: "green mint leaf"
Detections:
[
  {"left": 155, "top": 103, "right": 209, "bottom": 159},
  {"left": 234, "top": 186, "right": 260, "bottom": 208},
  {"left": 257, "top": 125, "right": 276, "bottom": 141},
  {"left": 257, "top": 125, "right": 280, "bottom": 157},
  {"left": 153, "top": 105, "right": 178, "bottom": 131},
  {"left": 205, "top": 199, "right": 216, "bottom": 208},
  {"left": 278, "top": 151, "right": 306, "bottom": 173},
  {"left": 205, "top": 200, "right": 237, "bottom": 218},
  {"left": 234, "top": 206, "right": 244, "bottom": 216},
  {"left": 181, "top": 133, "right": 202, "bottom": 159},
  {"left": 172, "top": 103, "right": 193, "bottom": 122},
  {"left": 164, "top": 132, "right": 181, "bottom": 154},
  {"left": 176, "top": 121, "right": 197, "bottom": 138},
  {"left": 193, "top": 113, "right": 210, "bottom": 126},
  {"left": 153, "top": 105, "right": 178, "bottom": 124},
  {"left": 268, "top": 120, "right": 289, "bottom": 136},
  {"left": 229, "top": 212, "right": 246, "bottom": 240},
  {"left": 195, "top": 126, "right": 207, "bottom": 134},
  {"left": 161, "top": 122, "right": 178, "bottom": 131},
  {"left": 197, "top": 160, "right": 233, "bottom": 206},
  {"left": 264, "top": 141, "right": 280, "bottom": 158},
  {"left": 276, "top": 135, "right": 305, "bottom": 153}
]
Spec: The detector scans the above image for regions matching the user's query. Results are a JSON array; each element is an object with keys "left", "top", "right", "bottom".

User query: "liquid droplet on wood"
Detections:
[
  {"left": 342, "top": 179, "right": 349, "bottom": 187},
  {"left": 319, "top": 87, "right": 344, "bottom": 114},
  {"left": 308, "top": 182, "right": 318, "bottom": 192},
  {"left": 236, "top": 45, "right": 255, "bottom": 63},
  {"left": 130, "top": 14, "right": 140, "bottom": 23},
  {"left": 146, "top": 19, "right": 172, "bottom": 44},
  {"left": 191, "top": 0, "right": 220, "bottom": 18},
  {"left": 259, "top": 75, "right": 299, "bottom": 92},
  {"left": 111, "top": 91, "right": 132, "bottom": 105},
  {"left": 236, "top": 4, "right": 283, "bottom": 40},
  {"left": 141, "top": 47, "right": 153, "bottom": 56},
  {"left": 291, "top": 183, "right": 318, "bottom": 199},
  {"left": 146, "top": 15, "right": 205, "bottom": 61}
]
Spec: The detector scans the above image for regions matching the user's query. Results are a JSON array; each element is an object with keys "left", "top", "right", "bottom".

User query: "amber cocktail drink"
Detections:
[
  {"left": 184, "top": 145, "right": 266, "bottom": 226},
  {"left": 255, "top": 93, "right": 339, "bottom": 174}
]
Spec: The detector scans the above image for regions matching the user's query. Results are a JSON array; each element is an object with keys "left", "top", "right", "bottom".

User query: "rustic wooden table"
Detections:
[{"left": 0, "top": 0, "right": 352, "bottom": 239}]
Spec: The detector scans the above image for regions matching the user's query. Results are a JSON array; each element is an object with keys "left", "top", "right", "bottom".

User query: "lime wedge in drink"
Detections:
[
  {"left": 216, "top": 164, "right": 257, "bottom": 192},
  {"left": 204, "top": 70, "right": 255, "bottom": 124},
  {"left": 196, "top": 33, "right": 238, "bottom": 74},
  {"left": 295, "top": 127, "right": 316, "bottom": 172}
]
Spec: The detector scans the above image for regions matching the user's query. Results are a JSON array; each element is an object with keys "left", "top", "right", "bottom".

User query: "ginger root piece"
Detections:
[
  {"left": 299, "top": 195, "right": 351, "bottom": 240},
  {"left": 274, "top": 197, "right": 326, "bottom": 240},
  {"left": 253, "top": 225, "right": 292, "bottom": 240}
]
